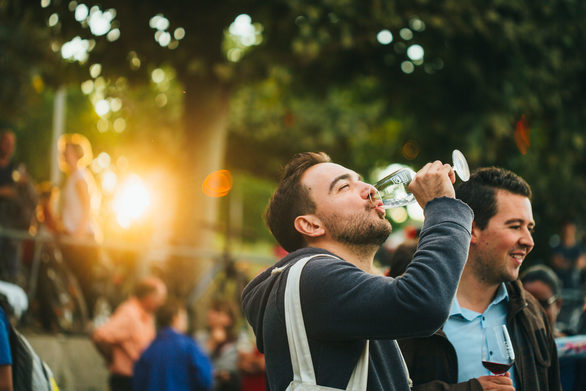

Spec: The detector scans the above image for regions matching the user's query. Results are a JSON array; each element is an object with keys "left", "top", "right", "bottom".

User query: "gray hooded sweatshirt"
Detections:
[{"left": 241, "top": 197, "right": 473, "bottom": 391}]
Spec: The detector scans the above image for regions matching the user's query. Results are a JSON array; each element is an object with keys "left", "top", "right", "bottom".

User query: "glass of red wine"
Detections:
[{"left": 481, "top": 325, "right": 515, "bottom": 376}]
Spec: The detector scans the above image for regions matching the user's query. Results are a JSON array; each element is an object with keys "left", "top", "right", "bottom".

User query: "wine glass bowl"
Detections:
[
  {"left": 371, "top": 149, "right": 471, "bottom": 209},
  {"left": 481, "top": 325, "right": 515, "bottom": 376},
  {"left": 372, "top": 167, "right": 417, "bottom": 209}
]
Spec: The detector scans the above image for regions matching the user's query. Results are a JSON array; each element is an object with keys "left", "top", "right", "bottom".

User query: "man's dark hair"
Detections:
[
  {"left": 133, "top": 277, "right": 162, "bottom": 299},
  {"left": 156, "top": 298, "right": 184, "bottom": 328},
  {"left": 265, "top": 152, "right": 331, "bottom": 252},
  {"left": 456, "top": 167, "right": 532, "bottom": 229},
  {"left": 388, "top": 239, "right": 418, "bottom": 278},
  {"left": 520, "top": 265, "right": 562, "bottom": 297}
]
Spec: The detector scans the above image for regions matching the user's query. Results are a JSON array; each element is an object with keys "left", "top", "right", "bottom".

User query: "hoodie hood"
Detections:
[{"left": 241, "top": 247, "right": 334, "bottom": 352}]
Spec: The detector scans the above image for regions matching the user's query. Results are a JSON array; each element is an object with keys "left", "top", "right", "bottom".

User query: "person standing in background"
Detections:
[
  {"left": 550, "top": 221, "right": 586, "bottom": 290},
  {"left": 197, "top": 300, "right": 240, "bottom": 391},
  {"left": 550, "top": 220, "right": 586, "bottom": 333},
  {"left": 92, "top": 276, "right": 167, "bottom": 391},
  {"left": 0, "top": 129, "right": 37, "bottom": 283},
  {"left": 57, "top": 133, "right": 102, "bottom": 314},
  {"left": 520, "top": 264, "right": 565, "bottom": 337},
  {"left": 133, "top": 298, "right": 213, "bottom": 391},
  {"left": 58, "top": 133, "right": 100, "bottom": 240}
]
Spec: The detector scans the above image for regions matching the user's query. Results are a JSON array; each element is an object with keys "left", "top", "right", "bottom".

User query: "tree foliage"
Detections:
[{"left": 1, "top": 0, "right": 585, "bottom": 264}]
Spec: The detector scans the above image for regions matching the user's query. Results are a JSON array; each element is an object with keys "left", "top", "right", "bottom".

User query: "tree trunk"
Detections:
[{"left": 176, "top": 76, "right": 231, "bottom": 252}]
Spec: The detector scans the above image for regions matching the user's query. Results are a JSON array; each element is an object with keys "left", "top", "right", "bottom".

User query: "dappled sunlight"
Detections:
[{"left": 225, "top": 14, "right": 263, "bottom": 62}]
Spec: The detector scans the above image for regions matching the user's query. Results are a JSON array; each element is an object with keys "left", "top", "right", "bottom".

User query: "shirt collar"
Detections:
[{"left": 450, "top": 283, "right": 510, "bottom": 319}]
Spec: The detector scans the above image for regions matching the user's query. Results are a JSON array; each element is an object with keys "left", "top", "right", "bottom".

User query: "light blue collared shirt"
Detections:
[{"left": 443, "top": 283, "right": 516, "bottom": 387}]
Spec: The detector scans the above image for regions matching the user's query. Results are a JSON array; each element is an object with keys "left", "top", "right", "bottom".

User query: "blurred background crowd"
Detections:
[{"left": 1, "top": 0, "right": 585, "bottom": 390}]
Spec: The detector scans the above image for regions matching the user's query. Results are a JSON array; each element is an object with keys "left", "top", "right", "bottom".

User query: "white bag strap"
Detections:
[{"left": 284, "top": 254, "right": 370, "bottom": 390}]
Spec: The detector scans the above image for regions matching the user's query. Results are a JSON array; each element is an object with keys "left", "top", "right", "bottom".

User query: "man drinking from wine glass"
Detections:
[
  {"left": 242, "top": 152, "right": 473, "bottom": 391},
  {"left": 399, "top": 167, "right": 561, "bottom": 391}
]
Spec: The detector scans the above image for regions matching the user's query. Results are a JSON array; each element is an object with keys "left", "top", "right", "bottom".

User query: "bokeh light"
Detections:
[
  {"left": 80, "top": 79, "right": 94, "bottom": 95},
  {"left": 112, "top": 175, "right": 151, "bottom": 229},
  {"left": 107, "top": 29, "right": 121, "bottom": 42},
  {"left": 88, "top": 7, "right": 115, "bottom": 36},
  {"left": 155, "top": 93, "right": 168, "bottom": 107},
  {"left": 399, "top": 28, "right": 413, "bottom": 40},
  {"left": 151, "top": 68, "right": 165, "bottom": 83},
  {"left": 150, "top": 14, "right": 170, "bottom": 31},
  {"left": 89, "top": 63, "right": 102, "bottom": 78},
  {"left": 389, "top": 207, "right": 408, "bottom": 223},
  {"left": 225, "top": 14, "right": 263, "bottom": 62},
  {"left": 61, "top": 36, "right": 92, "bottom": 63},
  {"left": 101, "top": 169, "right": 118, "bottom": 194},
  {"left": 110, "top": 97, "right": 122, "bottom": 112},
  {"left": 407, "top": 44, "right": 424, "bottom": 62},
  {"left": 409, "top": 18, "right": 426, "bottom": 32},
  {"left": 377, "top": 29, "right": 393, "bottom": 45},
  {"left": 95, "top": 99, "right": 110, "bottom": 116},
  {"left": 202, "top": 170, "right": 233, "bottom": 198},
  {"left": 75, "top": 4, "right": 89, "bottom": 22},
  {"left": 407, "top": 202, "right": 424, "bottom": 221},
  {"left": 113, "top": 118, "right": 126, "bottom": 132},
  {"left": 401, "top": 61, "right": 415, "bottom": 74},
  {"left": 174, "top": 27, "right": 185, "bottom": 40},
  {"left": 48, "top": 13, "right": 59, "bottom": 27},
  {"left": 97, "top": 118, "right": 109, "bottom": 132}
]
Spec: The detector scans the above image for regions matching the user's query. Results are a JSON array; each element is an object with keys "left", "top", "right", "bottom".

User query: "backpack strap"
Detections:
[{"left": 284, "top": 254, "right": 370, "bottom": 389}]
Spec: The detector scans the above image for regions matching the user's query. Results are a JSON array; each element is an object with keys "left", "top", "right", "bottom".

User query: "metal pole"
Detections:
[{"left": 51, "top": 86, "right": 66, "bottom": 185}]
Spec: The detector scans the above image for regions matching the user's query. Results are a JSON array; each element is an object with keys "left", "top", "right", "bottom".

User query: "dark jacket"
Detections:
[
  {"left": 398, "top": 280, "right": 562, "bottom": 391},
  {"left": 241, "top": 198, "right": 473, "bottom": 391}
]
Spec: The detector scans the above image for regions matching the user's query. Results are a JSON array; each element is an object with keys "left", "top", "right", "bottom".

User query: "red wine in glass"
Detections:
[
  {"left": 482, "top": 361, "right": 513, "bottom": 375},
  {"left": 481, "top": 325, "right": 515, "bottom": 376}
]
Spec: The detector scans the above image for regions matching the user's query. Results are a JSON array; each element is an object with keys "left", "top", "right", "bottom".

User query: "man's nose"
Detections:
[
  {"left": 520, "top": 228, "right": 534, "bottom": 250},
  {"left": 362, "top": 183, "right": 378, "bottom": 201}
]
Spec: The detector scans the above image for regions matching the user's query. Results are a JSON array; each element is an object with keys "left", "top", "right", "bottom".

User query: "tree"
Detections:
[{"left": 2, "top": 0, "right": 585, "bottom": 266}]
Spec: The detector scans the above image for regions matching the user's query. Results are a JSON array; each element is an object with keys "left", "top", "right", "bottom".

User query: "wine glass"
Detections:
[
  {"left": 481, "top": 325, "right": 515, "bottom": 376},
  {"left": 371, "top": 149, "right": 470, "bottom": 209}
]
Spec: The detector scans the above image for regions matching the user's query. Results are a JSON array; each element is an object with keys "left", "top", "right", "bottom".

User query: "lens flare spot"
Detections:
[
  {"left": 514, "top": 115, "right": 530, "bottom": 155},
  {"left": 402, "top": 140, "right": 419, "bottom": 160},
  {"left": 202, "top": 170, "right": 233, "bottom": 198}
]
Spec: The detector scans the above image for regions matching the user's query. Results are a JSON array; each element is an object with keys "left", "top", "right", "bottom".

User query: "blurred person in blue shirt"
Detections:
[
  {"left": 0, "top": 281, "right": 29, "bottom": 391},
  {"left": 133, "top": 299, "right": 213, "bottom": 391},
  {"left": 0, "top": 299, "right": 13, "bottom": 391}
]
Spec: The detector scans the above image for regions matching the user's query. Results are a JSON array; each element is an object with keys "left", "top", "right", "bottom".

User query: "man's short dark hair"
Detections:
[
  {"left": 265, "top": 152, "right": 331, "bottom": 252},
  {"left": 520, "top": 265, "right": 562, "bottom": 297},
  {"left": 156, "top": 298, "right": 184, "bottom": 328},
  {"left": 133, "top": 277, "right": 163, "bottom": 299},
  {"left": 456, "top": 167, "right": 532, "bottom": 229}
]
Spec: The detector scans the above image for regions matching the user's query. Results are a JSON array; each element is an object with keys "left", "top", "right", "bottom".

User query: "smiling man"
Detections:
[
  {"left": 242, "top": 152, "right": 473, "bottom": 391},
  {"left": 399, "top": 167, "right": 562, "bottom": 391}
]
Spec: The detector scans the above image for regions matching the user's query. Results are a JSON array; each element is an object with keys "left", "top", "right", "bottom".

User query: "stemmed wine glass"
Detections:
[
  {"left": 371, "top": 149, "right": 470, "bottom": 209},
  {"left": 481, "top": 325, "right": 515, "bottom": 376}
]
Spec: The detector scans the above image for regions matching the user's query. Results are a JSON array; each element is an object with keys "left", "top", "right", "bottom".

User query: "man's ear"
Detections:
[
  {"left": 294, "top": 215, "right": 325, "bottom": 238},
  {"left": 470, "top": 221, "right": 481, "bottom": 244}
]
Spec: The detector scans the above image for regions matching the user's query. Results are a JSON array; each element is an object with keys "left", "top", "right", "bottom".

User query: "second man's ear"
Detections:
[
  {"left": 470, "top": 221, "right": 481, "bottom": 244},
  {"left": 294, "top": 215, "right": 325, "bottom": 238}
]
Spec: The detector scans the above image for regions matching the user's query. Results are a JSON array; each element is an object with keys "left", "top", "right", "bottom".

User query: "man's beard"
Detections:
[
  {"left": 320, "top": 209, "right": 391, "bottom": 247},
  {"left": 471, "top": 253, "right": 518, "bottom": 285}
]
